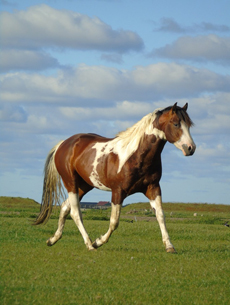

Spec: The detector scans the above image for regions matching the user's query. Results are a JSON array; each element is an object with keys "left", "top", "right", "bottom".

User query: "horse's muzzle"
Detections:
[{"left": 182, "top": 144, "right": 196, "bottom": 156}]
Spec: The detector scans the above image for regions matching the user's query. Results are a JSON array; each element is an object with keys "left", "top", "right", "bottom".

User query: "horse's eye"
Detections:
[{"left": 174, "top": 123, "right": 179, "bottom": 127}]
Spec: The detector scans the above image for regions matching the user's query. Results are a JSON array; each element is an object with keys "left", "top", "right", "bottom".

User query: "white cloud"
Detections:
[
  {"left": 197, "top": 143, "right": 228, "bottom": 158},
  {"left": 0, "top": 4, "right": 143, "bottom": 52},
  {"left": 0, "top": 50, "right": 60, "bottom": 72},
  {"left": 152, "top": 35, "right": 230, "bottom": 65},
  {"left": 101, "top": 53, "right": 124, "bottom": 64},
  {"left": 154, "top": 18, "right": 186, "bottom": 33},
  {"left": 155, "top": 18, "right": 230, "bottom": 33},
  {"left": 2, "top": 93, "right": 228, "bottom": 153},
  {"left": 0, "top": 104, "right": 27, "bottom": 122},
  {"left": 59, "top": 96, "right": 230, "bottom": 138},
  {"left": 196, "top": 114, "right": 230, "bottom": 136},
  {"left": 59, "top": 101, "right": 154, "bottom": 121},
  {"left": 1, "top": 63, "right": 229, "bottom": 105},
  {"left": 187, "top": 93, "right": 230, "bottom": 136}
]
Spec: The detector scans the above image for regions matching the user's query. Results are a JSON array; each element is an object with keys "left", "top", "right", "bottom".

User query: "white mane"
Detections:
[
  {"left": 112, "top": 109, "right": 165, "bottom": 172},
  {"left": 116, "top": 112, "right": 157, "bottom": 149}
]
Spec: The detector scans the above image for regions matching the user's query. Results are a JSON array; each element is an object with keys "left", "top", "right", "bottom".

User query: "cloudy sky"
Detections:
[{"left": 1, "top": 0, "right": 230, "bottom": 206}]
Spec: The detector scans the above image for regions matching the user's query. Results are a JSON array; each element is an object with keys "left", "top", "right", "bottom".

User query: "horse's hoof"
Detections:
[
  {"left": 87, "top": 243, "right": 97, "bottom": 251},
  {"left": 92, "top": 241, "right": 99, "bottom": 249},
  {"left": 46, "top": 239, "right": 52, "bottom": 246},
  {"left": 88, "top": 247, "right": 97, "bottom": 251},
  {"left": 166, "top": 247, "right": 177, "bottom": 253}
]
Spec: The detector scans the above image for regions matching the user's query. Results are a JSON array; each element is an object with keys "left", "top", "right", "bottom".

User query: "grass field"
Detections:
[{"left": 1, "top": 197, "right": 230, "bottom": 305}]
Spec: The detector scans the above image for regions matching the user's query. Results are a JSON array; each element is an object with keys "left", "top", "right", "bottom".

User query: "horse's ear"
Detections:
[
  {"left": 183, "top": 103, "right": 188, "bottom": 111},
  {"left": 171, "top": 102, "right": 177, "bottom": 114}
]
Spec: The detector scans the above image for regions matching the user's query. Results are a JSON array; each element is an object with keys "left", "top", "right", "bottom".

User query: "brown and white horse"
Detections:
[{"left": 34, "top": 103, "right": 196, "bottom": 253}]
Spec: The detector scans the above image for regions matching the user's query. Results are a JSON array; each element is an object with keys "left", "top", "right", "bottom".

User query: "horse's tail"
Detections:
[{"left": 33, "top": 141, "right": 64, "bottom": 225}]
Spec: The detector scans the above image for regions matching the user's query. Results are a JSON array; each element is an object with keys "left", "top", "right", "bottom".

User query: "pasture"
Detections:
[{"left": 1, "top": 197, "right": 230, "bottom": 305}]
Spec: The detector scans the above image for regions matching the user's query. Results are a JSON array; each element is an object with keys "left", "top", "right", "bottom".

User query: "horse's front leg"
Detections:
[
  {"left": 146, "top": 186, "right": 176, "bottom": 253},
  {"left": 92, "top": 196, "right": 122, "bottom": 249}
]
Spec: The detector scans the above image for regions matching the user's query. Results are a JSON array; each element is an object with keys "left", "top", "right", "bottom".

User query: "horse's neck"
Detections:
[{"left": 136, "top": 134, "right": 166, "bottom": 162}]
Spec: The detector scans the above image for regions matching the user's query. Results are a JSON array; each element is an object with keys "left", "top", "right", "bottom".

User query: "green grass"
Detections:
[{"left": 1, "top": 197, "right": 230, "bottom": 304}]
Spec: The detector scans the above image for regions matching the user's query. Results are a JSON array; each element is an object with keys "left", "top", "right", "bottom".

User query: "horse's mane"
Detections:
[
  {"left": 116, "top": 111, "right": 158, "bottom": 148},
  {"left": 113, "top": 105, "right": 193, "bottom": 170},
  {"left": 113, "top": 111, "right": 158, "bottom": 172},
  {"left": 115, "top": 106, "right": 194, "bottom": 151}
]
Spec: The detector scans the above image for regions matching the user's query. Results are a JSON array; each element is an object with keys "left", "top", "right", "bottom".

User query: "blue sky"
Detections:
[{"left": 1, "top": 0, "right": 230, "bottom": 205}]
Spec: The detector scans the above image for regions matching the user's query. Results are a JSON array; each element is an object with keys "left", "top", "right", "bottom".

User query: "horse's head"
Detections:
[{"left": 157, "top": 103, "right": 196, "bottom": 156}]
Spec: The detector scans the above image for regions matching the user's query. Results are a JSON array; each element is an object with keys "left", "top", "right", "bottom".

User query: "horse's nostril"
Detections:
[{"left": 182, "top": 144, "right": 195, "bottom": 156}]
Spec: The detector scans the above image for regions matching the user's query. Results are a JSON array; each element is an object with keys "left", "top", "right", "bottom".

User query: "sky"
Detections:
[{"left": 0, "top": 0, "right": 230, "bottom": 206}]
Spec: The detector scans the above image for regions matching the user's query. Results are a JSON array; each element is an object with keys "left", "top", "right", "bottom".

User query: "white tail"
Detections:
[{"left": 34, "top": 141, "right": 64, "bottom": 225}]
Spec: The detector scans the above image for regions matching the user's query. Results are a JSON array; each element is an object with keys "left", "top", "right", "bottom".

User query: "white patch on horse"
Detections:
[
  {"left": 174, "top": 121, "right": 195, "bottom": 154},
  {"left": 89, "top": 110, "right": 167, "bottom": 181},
  {"left": 89, "top": 143, "right": 112, "bottom": 191},
  {"left": 114, "top": 110, "right": 166, "bottom": 172}
]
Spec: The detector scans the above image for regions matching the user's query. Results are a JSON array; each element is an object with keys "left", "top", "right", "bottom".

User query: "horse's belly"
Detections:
[{"left": 89, "top": 173, "right": 112, "bottom": 191}]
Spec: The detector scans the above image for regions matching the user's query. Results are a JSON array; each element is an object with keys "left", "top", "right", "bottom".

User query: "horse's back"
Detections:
[{"left": 58, "top": 133, "right": 111, "bottom": 152}]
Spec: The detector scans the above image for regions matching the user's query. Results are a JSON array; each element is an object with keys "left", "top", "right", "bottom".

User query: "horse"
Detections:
[{"left": 34, "top": 103, "right": 196, "bottom": 253}]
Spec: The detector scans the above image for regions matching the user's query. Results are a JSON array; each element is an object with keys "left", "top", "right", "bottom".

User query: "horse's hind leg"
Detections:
[
  {"left": 92, "top": 202, "right": 122, "bottom": 248},
  {"left": 68, "top": 192, "right": 95, "bottom": 250},
  {"left": 47, "top": 198, "right": 70, "bottom": 246}
]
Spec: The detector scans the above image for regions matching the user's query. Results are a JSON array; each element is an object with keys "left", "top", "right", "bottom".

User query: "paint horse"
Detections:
[{"left": 34, "top": 103, "right": 196, "bottom": 253}]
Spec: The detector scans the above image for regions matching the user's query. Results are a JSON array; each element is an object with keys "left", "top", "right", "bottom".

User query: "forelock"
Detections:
[{"left": 155, "top": 105, "right": 194, "bottom": 127}]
